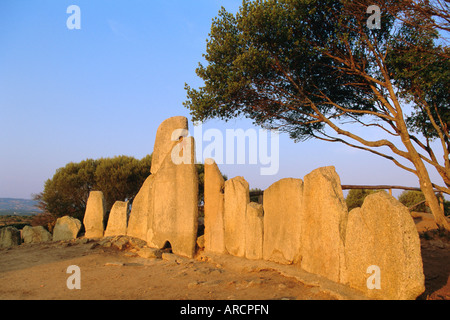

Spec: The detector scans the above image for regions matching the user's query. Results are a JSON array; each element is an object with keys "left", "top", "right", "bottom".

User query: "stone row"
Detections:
[
  {"left": 0, "top": 116, "right": 425, "bottom": 300},
  {"left": 203, "top": 160, "right": 425, "bottom": 300}
]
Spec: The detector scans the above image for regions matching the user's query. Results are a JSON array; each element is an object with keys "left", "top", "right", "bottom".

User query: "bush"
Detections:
[{"left": 398, "top": 190, "right": 429, "bottom": 212}]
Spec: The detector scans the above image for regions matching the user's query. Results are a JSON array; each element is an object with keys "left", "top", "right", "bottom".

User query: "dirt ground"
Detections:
[{"left": 0, "top": 212, "right": 448, "bottom": 300}]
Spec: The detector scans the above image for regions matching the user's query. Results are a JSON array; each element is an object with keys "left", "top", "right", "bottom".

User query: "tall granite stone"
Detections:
[
  {"left": 127, "top": 115, "right": 197, "bottom": 257},
  {"left": 343, "top": 191, "right": 425, "bottom": 300},
  {"left": 151, "top": 116, "right": 189, "bottom": 175},
  {"left": 204, "top": 158, "right": 226, "bottom": 254},
  {"left": 83, "top": 191, "right": 106, "bottom": 239},
  {"left": 105, "top": 201, "right": 129, "bottom": 237},
  {"left": 148, "top": 136, "right": 199, "bottom": 258},
  {"left": 127, "top": 175, "right": 155, "bottom": 241},
  {"left": 53, "top": 216, "right": 82, "bottom": 241},
  {"left": 0, "top": 226, "right": 21, "bottom": 248},
  {"left": 223, "top": 176, "right": 249, "bottom": 257},
  {"left": 262, "top": 178, "right": 303, "bottom": 264},
  {"left": 300, "top": 166, "right": 348, "bottom": 283},
  {"left": 245, "top": 202, "right": 264, "bottom": 260}
]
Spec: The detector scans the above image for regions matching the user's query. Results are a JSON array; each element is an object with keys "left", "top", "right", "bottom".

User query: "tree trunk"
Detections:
[
  {"left": 413, "top": 157, "right": 450, "bottom": 232},
  {"left": 394, "top": 111, "right": 450, "bottom": 232}
]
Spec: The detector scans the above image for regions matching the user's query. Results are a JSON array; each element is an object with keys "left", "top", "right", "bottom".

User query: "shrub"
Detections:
[{"left": 398, "top": 190, "right": 429, "bottom": 212}]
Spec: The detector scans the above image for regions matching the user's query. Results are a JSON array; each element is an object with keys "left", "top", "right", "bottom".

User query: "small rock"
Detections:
[
  {"left": 75, "top": 238, "right": 90, "bottom": 245},
  {"left": 89, "top": 242, "right": 100, "bottom": 250},
  {"left": 138, "top": 248, "right": 162, "bottom": 259},
  {"left": 123, "top": 252, "right": 138, "bottom": 257},
  {"left": 112, "top": 237, "right": 129, "bottom": 250},
  {"left": 105, "top": 262, "right": 124, "bottom": 267},
  {"left": 162, "top": 252, "right": 178, "bottom": 263},
  {"left": 430, "top": 239, "right": 446, "bottom": 249},
  {"left": 102, "top": 241, "right": 112, "bottom": 248},
  {"left": 188, "top": 281, "right": 201, "bottom": 288},
  {"left": 196, "top": 235, "right": 205, "bottom": 249}
]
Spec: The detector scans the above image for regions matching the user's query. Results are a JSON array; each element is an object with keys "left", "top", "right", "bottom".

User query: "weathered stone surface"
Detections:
[
  {"left": 105, "top": 201, "right": 129, "bottom": 237},
  {"left": 22, "top": 225, "right": 52, "bottom": 244},
  {"left": 127, "top": 116, "right": 198, "bottom": 259},
  {"left": 224, "top": 176, "right": 249, "bottom": 257},
  {"left": 83, "top": 191, "right": 106, "bottom": 239},
  {"left": 0, "top": 226, "right": 21, "bottom": 248},
  {"left": 53, "top": 216, "right": 82, "bottom": 241},
  {"left": 127, "top": 175, "right": 155, "bottom": 241},
  {"left": 138, "top": 247, "right": 163, "bottom": 259},
  {"left": 343, "top": 191, "right": 425, "bottom": 300},
  {"left": 263, "top": 178, "right": 303, "bottom": 264},
  {"left": 245, "top": 202, "right": 264, "bottom": 260},
  {"left": 204, "top": 158, "right": 226, "bottom": 254},
  {"left": 150, "top": 116, "right": 188, "bottom": 175},
  {"left": 300, "top": 166, "right": 348, "bottom": 283},
  {"left": 148, "top": 135, "right": 199, "bottom": 258}
]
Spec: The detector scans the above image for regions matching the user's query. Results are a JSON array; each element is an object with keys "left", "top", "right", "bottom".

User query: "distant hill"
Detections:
[{"left": 0, "top": 198, "right": 42, "bottom": 215}]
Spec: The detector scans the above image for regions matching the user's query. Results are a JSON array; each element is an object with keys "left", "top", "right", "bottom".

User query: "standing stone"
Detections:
[
  {"left": 148, "top": 136, "right": 199, "bottom": 258},
  {"left": 223, "top": 176, "right": 249, "bottom": 257},
  {"left": 0, "top": 226, "right": 21, "bottom": 248},
  {"left": 53, "top": 216, "right": 82, "bottom": 241},
  {"left": 83, "top": 191, "right": 107, "bottom": 239},
  {"left": 245, "top": 202, "right": 264, "bottom": 260},
  {"left": 151, "top": 116, "right": 189, "bottom": 175},
  {"left": 204, "top": 158, "right": 226, "bottom": 254},
  {"left": 22, "top": 225, "right": 52, "bottom": 244},
  {"left": 105, "top": 201, "right": 129, "bottom": 237},
  {"left": 300, "top": 166, "right": 348, "bottom": 283},
  {"left": 343, "top": 192, "right": 425, "bottom": 300},
  {"left": 263, "top": 178, "right": 303, "bottom": 264},
  {"left": 127, "top": 115, "right": 197, "bottom": 258},
  {"left": 127, "top": 175, "right": 155, "bottom": 241}
]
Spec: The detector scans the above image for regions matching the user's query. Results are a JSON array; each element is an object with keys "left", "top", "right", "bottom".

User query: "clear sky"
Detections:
[{"left": 0, "top": 0, "right": 442, "bottom": 199}]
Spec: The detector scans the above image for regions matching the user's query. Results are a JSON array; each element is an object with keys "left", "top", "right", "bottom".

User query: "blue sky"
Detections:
[{"left": 0, "top": 0, "right": 441, "bottom": 199}]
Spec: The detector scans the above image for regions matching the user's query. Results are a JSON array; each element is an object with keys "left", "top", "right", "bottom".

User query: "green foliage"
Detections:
[
  {"left": 387, "top": 13, "right": 450, "bottom": 140},
  {"left": 34, "top": 155, "right": 152, "bottom": 220},
  {"left": 398, "top": 190, "right": 428, "bottom": 212},
  {"left": 95, "top": 155, "right": 152, "bottom": 211},
  {"left": 249, "top": 188, "right": 263, "bottom": 203},
  {"left": 184, "top": 0, "right": 395, "bottom": 141},
  {"left": 184, "top": 0, "right": 447, "bottom": 155},
  {"left": 345, "top": 189, "right": 380, "bottom": 211}
]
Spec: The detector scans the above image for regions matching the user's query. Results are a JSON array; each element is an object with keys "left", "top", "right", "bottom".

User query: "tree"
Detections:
[
  {"left": 95, "top": 155, "right": 152, "bottom": 210},
  {"left": 33, "top": 155, "right": 152, "bottom": 220},
  {"left": 184, "top": 0, "right": 450, "bottom": 231}
]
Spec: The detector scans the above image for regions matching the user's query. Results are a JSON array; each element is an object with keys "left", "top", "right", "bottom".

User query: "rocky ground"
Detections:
[{"left": 0, "top": 212, "right": 448, "bottom": 300}]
